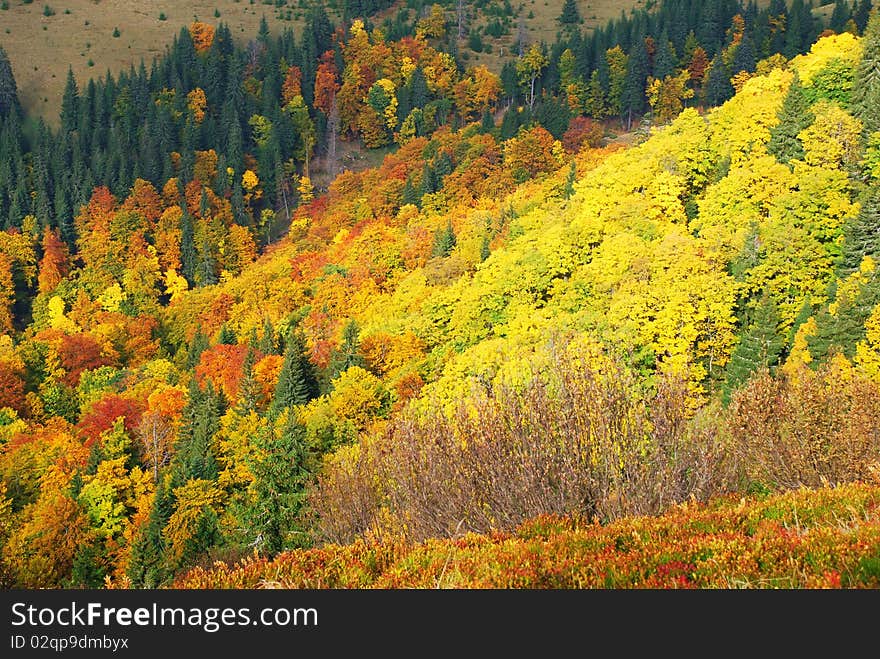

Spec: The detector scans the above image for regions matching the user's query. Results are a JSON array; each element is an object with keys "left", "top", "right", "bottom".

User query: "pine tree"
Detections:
[
  {"left": 217, "top": 324, "right": 237, "bottom": 345},
  {"left": 180, "top": 209, "right": 197, "bottom": 285},
  {"left": 830, "top": 0, "right": 852, "bottom": 34},
  {"left": 173, "top": 379, "right": 223, "bottom": 485},
  {"left": 767, "top": 72, "right": 814, "bottom": 164},
  {"left": 559, "top": 0, "right": 581, "bottom": 25},
  {"left": 127, "top": 481, "right": 174, "bottom": 588},
  {"left": 60, "top": 68, "right": 79, "bottom": 135},
  {"left": 0, "top": 47, "right": 19, "bottom": 118},
  {"left": 723, "top": 294, "right": 784, "bottom": 404},
  {"left": 186, "top": 328, "right": 209, "bottom": 370},
  {"left": 245, "top": 411, "right": 313, "bottom": 555},
  {"left": 480, "top": 109, "right": 496, "bottom": 134},
  {"left": 732, "top": 31, "right": 757, "bottom": 74},
  {"left": 852, "top": 9, "right": 880, "bottom": 134},
  {"left": 808, "top": 270, "right": 880, "bottom": 361},
  {"left": 854, "top": 0, "right": 874, "bottom": 34},
  {"left": 432, "top": 221, "right": 457, "bottom": 257},
  {"left": 704, "top": 53, "right": 733, "bottom": 107},
  {"left": 270, "top": 329, "right": 319, "bottom": 416},
  {"left": 401, "top": 176, "right": 419, "bottom": 207},
  {"left": 621, "top": 37, "right": 649, "bottom": 128},
  {"left": 327, "top": 319, "right": 365, "bottom": 384},
  {"left": 839, "top": 185, "right": 880, "bottom": 274}
]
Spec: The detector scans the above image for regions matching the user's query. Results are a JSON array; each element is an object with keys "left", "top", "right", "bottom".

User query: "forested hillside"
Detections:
[{"left": 0, "top": 0, "right": 879, "bottom": 589}]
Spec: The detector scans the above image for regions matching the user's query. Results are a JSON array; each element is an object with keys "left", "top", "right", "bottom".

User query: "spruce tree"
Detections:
[
  {"left": 0, "top": 46, "right": 19, "bottom": 118},
  {"left": 767, "top": 72, "right": 814, "bottom": 164},
  {"left": 432, "top": 221, "right": 457, "bottom": 257},
  {"left": 270, "top": 329, "right": 319, "bottom": 416},
  {"left": 60, "top": 68, "right": 79, "bottom": 135},
  {"left": 723, "top": 294, "right": 784, "bottom": 404},
  {"left": 173, "top": 380, "right": 223, "bottom": 485},
  {"left": 327, "top": 319, "right": 365, "bottom": 384},
  {"left": 245, "top": 412, "right": 313, "bottom": 555},
  {"left": 852, "top": 9, "right": 880, "bottom": 134},
  {"left": 621, "top": 37, "right": 649, "bottom": 128},
  {"left": 732, "top": 31, "right": 757, "bottom": 74},
  {"left": 559, "top": 0, "right": 581, "bottom": 25},
  {"left": 839, "top": 185, "right": 880, "bottom": 274},
  {"left": 704, "top": 53, "right": 733, "bottom": 107}
]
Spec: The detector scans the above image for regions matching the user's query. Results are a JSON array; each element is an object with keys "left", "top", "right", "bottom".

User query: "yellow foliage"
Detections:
[
  {"left": 798, "top": 101, "right": 863, "bottom": 169},
  {"left": 163, "top": 479, "right": 223, "bottom": 563},
  {"left": 242, "top": 169, "right": 259, "bottom": 191},
  {"left": 790, "top": 32, "right": 862, "bottom": 86},
  {"left": 46, "top": 295, "right": 80, "bottom": 333},
  {"left": 164, "top": 268, "right": 190, "bottom": 303}
]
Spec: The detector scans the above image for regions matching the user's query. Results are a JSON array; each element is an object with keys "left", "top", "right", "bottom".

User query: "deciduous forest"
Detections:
[{"left": 0, "top": 0, "right": 879, "bottom": 589}]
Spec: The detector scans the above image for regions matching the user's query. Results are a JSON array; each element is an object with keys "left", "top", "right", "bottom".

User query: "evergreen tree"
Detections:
[
  {"left": 808, "top": 271, "right": 880, "bottom": 361},
  {"left": 653, "top": 31, "right": 677, "bottom": 80},
  {"left": 839, "top": 185, "right": 880, "bottom": 274},
  {"left": 723, "top": 294, "right": 784, "bottom": 404},
  {"left": 480, "top": 109, "right": 496, "bottom": 134},
  {"left": 432, "top": 221, "right": 457, "bottom": 257},
  {"left": 245, "top": 411, "right": 313, "bottom": 555},
  {"left": 830, "top": 0, "right": 852, "bottom": 33},
  {"left": 621, "top": 37, "right": 649, "bottom": 128},
  {"left": 852, "top": 9, "right": 880, "bottom": 134},
  {"left": 270, "top": 329, "right": 319, "bottom": 416},
  {"left": 60, "top": 68, "right": 79, "bottom": 135},
  {"left": 179, "top": 208, "right": 197, "bottom": 284},
  {"left": 236, "top": 347, "right": 259, "bottom": 414},
  {"left": 559, "top": 0, "right": 581, "bottom": 25},
  {"left": 173, "top": 379, "right": 224, "bottom": 485},
  {"left": 732, "top": 31, "right": 757, "bottom": 74},
  {"left": 127, "top": 481, "right": 174, "bottom": 588},
  {"left": 0, "top": 46, "right": 19, "bottom": 118},
  {"left": 854, "top": 0, "right": 874, "bottom": 34},
  {"left": 767, "top": 72, "right": 814, "bottom": 164},
  {"left": 401, "top": 175, "right": 419, "bottom": 206},
  {"left": 327, "top": 319, "right": 365, "bottom": 384},
  {"left": 217, "top": 324, "right": 237, "bottom": 345},
  {"left": 704, "top": 53, "right": 733, "bottom": 106},
  {"left": 259, "top": 319, "right": 278, "bottom": 355},
  {"left": 186, "top": 328, "right": 210, "bottom": 370}
]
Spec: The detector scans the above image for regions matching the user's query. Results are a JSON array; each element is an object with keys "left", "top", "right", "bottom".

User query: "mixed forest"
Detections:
[{"left": 0, "top": 0, "right": 879, "bottom": 589}]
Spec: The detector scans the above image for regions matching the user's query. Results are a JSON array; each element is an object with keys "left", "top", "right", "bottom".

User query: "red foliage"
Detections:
[
  {"left": 77, "top": 394, "right": 145, "bottom": 446},
  {"left": 0, "top": 360, "right": 27, "bottom": 415},
  {"left": 282, "top": 66, "right": 303, "bottom": 105},
  {"left": 37, "top": 228, "right": 70, "bottom": 295},
  {"left": 194, "top": 344, "right": 256, "bottom": 401},
  {"left": 57, "top": 333, "right": 114, "bottom": 387},
  {"left": 562, "top": 116, "right": 604, "bottom": 154}
]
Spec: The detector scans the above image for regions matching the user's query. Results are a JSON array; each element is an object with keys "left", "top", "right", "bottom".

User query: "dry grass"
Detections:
[{"left": 0, "top": 0, "right": 312, "bottom": 123}]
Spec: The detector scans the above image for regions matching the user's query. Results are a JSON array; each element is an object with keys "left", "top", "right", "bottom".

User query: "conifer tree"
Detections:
[
  {"left": 432, "top": 221, "right": 457, "bottom": 257},
  {"left": 704, "top": 53, "right": 733, "bottom": 106},
  {"left": 60, "top": 68, "right": 79, "bottom": 135},
  {"left": 245, "top": 411, "right": 313, "bottom": 555},
  {"left": 559, "top": 0, "right": 581, "bottom": 25},
  {"left": 767, "top": 72, "right": 814, "bottom": 164},
  {"left": 0, "top": 47, "right": 19, "bottom": 118},
  {"left": 723, "top": 294, "right": 784, "bottom": 403},
  {"left": 839, "top": 186, "right": 880, "bottom": 274},
  {"left": 327, "top": 319, "right": 365, "bottom": 384},
  {"left": 852, "top": 9, "right": 880, "bottom": 133},
  {"left": 270, "top": 329, "right": 319, "bottom": 416}
]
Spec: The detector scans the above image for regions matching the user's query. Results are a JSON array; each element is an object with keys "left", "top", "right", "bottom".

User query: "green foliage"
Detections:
[
  {"left": 767, "top": 72, "right": 814, "bottom": 164},
  {"left": 270, "top": 330, "right": 319, "bottom": 416},
  {"left": 723, "top": 294, "right": 784, "bottom": 404}
]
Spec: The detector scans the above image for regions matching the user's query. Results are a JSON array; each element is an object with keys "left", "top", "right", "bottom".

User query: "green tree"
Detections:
[
  {"left": 244, "top": 412, "right": 313, "bottom": 555},
  {"left": 767, "top": 72, "right": 814, "bottom": 164},
  {"left": 60, "top": 68, "right": 79, "bottom": 135},
  {"left": 559, "top": 0, "right": 580, "bottom": 25},
  {"left": 839, "top": 186, "right": 880, "bottom": 274},
  {"left": 270, "top": 329, "right": 319, "bottom": 416},
  {"left": 723, "top": 294, "right": 784, "bottom": 404},
  {"left": 852, "top": 9, "right": 880, "bottom": 133},
  {"left": 0, "top": 46, "right": 19, "bottom": 118}
]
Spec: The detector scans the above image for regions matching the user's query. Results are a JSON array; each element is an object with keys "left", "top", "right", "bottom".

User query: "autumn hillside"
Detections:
[
  {"left": 0, "top": 1, "right": 879, "bottom": 589},
  {"left": 172, "top": 481, "right": 880, "bottom": 588}
]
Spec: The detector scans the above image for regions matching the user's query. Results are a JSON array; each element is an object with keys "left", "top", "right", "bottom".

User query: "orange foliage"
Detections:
[
  {"left": 194, "top": 344, "right": 254, "bottom": 401},
  {"left": 193, "top": 150, "right": 218, "bottom": 186},
  {"left": 189, "top": 21, "right": 215, "bottom": 53},
  {"left": 0, "top": 360, "right": 26, "bottom": 415},
  {"left": 197, "top": 293, "right": 235, "bottom": 340},
  {"left": 122, "top": 178, "right": 164, "bottom": 228},
  {"left": 562, "top": 116, "right": 604, "bottom": 154},
  {"left": 253, "top": 354, "right": 284, "bottom": 407},
  {"left": 77, "top": 394, "right": 145, "bottom": 446},
  {"left": 282, "top": 66, "right": 303, "bottom": 105},
  {"left": 57, "top": 333, "right": 114, "bottom": 387},
  {"left": 313, "top": 55, "right": 340, "bottom": 115}
]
